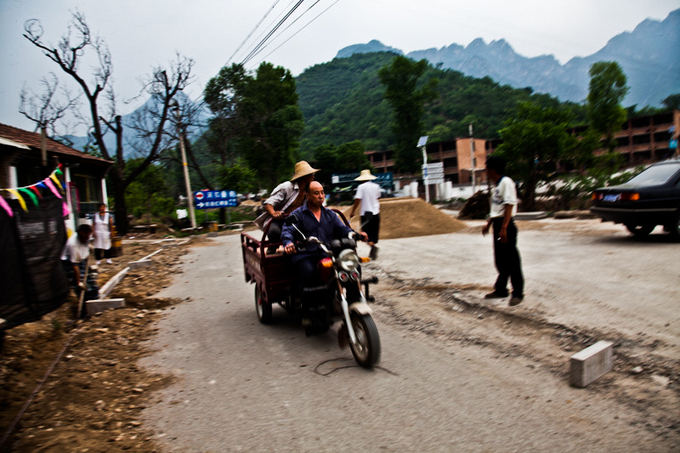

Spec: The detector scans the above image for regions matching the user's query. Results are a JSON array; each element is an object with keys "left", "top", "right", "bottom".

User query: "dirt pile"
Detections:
[{"left": 342, "top": 197, "right": 467, "bottom": 239}]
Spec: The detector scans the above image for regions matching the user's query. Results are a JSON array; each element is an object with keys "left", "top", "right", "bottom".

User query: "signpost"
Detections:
[
  {"left": 193, "top": 190, "right": 238, "bottom": 209},
  {"left": 422, "top": 162, "right": 444, "bottom": 185}
]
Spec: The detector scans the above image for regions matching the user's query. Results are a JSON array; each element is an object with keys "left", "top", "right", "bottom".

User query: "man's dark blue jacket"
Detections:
[{"left": 281, "top": 202, "right": 353, "bottom": 263}]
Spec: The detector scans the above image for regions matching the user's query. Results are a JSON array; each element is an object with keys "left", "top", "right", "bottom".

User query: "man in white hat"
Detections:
[
  {"left": 254, "top": 161, "right": 320, "bottom": 246},
  {"left": 348, "top": 169, "right": 381, "bottom": 259}
]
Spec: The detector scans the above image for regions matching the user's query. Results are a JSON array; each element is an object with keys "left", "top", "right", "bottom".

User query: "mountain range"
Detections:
[{"left": 337, "top": 9, "right": 680, "bottom": 107}]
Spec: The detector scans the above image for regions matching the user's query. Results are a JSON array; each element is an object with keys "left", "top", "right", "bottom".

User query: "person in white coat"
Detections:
[{"left": 93, "top": 203, "right": 113, "bottom": 265}]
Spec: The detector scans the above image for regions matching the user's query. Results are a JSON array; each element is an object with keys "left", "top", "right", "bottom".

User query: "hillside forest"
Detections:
[{"left": 125, "top": 50, "right": 680, "bottom": 226}]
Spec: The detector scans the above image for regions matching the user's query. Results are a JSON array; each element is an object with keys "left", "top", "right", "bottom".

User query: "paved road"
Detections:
[{"left": 141, "top": 231, "right": 674, "bottom": 452}]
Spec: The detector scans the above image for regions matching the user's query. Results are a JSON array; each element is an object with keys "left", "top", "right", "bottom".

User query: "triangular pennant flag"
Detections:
[
  {"left": 55, "top": 166, "right": 63, "bottom": 176},
  {"left": 29, "top": 185, "right": 43, "bottom": 199},
  {"left": 44, "top": 178, "right": 62, "bottom": 199},
  {"left": 18, "top": 188, "right": 39, "bottom": 207},
  {"left": 0, "top": 195, "right": 13, "bottom": 217},
  {"left": 7, "top": 189, "right": 27, "bottom": 212},
  {"left": 49, "top": 173, "right": 64, "bottom": 191},
  {"left": 62, "top": 201, "right": 70, "bottom": 217}
]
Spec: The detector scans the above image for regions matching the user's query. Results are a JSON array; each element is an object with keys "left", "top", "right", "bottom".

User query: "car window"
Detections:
[{"left": 627, "top": 163, "right": 680, "bottom": 186}]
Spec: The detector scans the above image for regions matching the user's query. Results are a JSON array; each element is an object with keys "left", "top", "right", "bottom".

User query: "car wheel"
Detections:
[
  {"left": 625, "top": 223, "right": 655, "bottom": 238},
  {"left": 664, "top": 213, "right": 680, "bottom": 240}
]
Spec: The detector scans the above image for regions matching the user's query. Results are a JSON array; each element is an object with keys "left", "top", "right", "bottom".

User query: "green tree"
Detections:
[
  {"left": 496, "top": 101, "right": 577, "bottom": 210},
  {"left": 378, "top": 56, "right": 437, "bottom": 173},
  {"left": 662, "top": 93, "right": 680, "bottom": 110},
  {"left": 123, "top": 159, "right": 175, "bottom": 220},
  {"left": 310, "top": 140, "right": 371, "bottom": 186},
  {"left": 204, "top": 62, "right": 304, "bottom": 190},
  {"left": 587, "top": 61, "right": 629, "bottom": 153},
  {"left": 217, "top": 158, "right": 257, "bottom": 194},
  {"left": 240, "top": 63, "right": 304, "bottom": 189}
]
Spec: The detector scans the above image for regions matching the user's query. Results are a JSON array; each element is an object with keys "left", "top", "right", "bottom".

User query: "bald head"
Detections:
[{"left": 307, "top": 181, "right": 325, "bottom": 210}]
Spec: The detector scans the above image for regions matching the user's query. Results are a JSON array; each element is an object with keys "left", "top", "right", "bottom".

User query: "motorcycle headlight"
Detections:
[{"left": 337, "top": 249, "right": 359, "bottom": 272}]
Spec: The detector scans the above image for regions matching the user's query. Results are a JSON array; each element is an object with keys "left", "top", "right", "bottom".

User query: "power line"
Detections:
[
  {"left": 226, "top": 0, "right": 283, "bottom": 66},
  {"left": 240, "top": 0, "right": 306, "bottom": 66},
  {"left": 247, "top": 0, "right": 323, "bottom": 62},
  {"left": 259, "top": 0, "right": 340, "bottom": 64}
]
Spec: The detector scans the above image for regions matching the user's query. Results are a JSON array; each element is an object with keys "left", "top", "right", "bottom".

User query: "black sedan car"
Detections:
[{"left": 591, "top": 159, "right": 680, "bottom": 239}]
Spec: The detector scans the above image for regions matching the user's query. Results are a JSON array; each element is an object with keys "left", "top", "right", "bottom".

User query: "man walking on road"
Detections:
[
  {"left": 481, "top": 156, "right": 524, "bottom": 306},
  {"left": 348, "top": 169, "right": 381, "bottom": 260}
]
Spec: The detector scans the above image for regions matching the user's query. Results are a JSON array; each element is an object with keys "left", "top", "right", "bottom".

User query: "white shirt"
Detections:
[
  {"left": 354, "top": 181, "right": 381, "bottom": 215},
  {"left": 61, "top": 234, "right": 90, "bottom": 263},
  {"left": 489, "top": 176, "right": 518, "bottom": 218},
  {"left": 254, "top": 181, "right": 302, "bottom": 229}
]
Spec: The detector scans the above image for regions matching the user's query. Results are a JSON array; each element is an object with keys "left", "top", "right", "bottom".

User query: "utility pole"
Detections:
[
  {"left": 418, "top": 136, "right": 429, "bottom": 203},
  {"left": 172, "top": 101, "right": 196, "bottom": 229},
  {"left": 469, "top": 123, "right": 476, "bottom": 195}
]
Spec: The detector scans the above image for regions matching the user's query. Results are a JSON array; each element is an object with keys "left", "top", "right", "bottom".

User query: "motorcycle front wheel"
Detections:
[{"left": 349, "top": 313, "right": 381, "bottom": 368}]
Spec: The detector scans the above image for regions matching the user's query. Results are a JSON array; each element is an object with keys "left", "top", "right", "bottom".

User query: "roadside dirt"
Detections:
[
  {"left": 366, "top": 264, "right": 680, "bottom": 443},
  {"left": 0, "top": 233, "right": 205, "bottom": 452}
]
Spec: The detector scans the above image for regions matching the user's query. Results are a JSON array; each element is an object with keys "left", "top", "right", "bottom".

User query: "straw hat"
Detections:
[
  {"left": 354, "top": 169, "right": 377, "bottom": 181},
  {"left": 290, "top": 161, "right": 320, "bottom": 181}
]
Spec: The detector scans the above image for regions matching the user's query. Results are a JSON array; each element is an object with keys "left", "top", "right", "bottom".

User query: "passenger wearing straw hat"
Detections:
[
  {"left": 254, "top": 161, "right": 320, "bottom": 246},
  {"left": 348, "top": 169, "right": 381, "bottom": 260}
]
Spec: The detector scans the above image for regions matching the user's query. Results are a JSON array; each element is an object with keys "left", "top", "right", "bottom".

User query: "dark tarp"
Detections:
[{"left": 0, "top": 196, "right": 68, "bottom": 329}]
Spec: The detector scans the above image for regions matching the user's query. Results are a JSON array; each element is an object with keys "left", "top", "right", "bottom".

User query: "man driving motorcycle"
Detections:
[{"left": 281, "top": 181, "right": 367, "bottom": 288}]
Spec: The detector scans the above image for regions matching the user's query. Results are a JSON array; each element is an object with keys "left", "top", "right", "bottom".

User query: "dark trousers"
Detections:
[
  {"left": 292, "top": 253, "right": 321, "bottom": 288},
  {"left": 94, "top": 248, "right": 111, "bottom": 260},
  {"left": 492, "top": 218, "right": 524, "bottom": 298},
  {"left": 361, "top": 212, "right": 380, "bottom": 244}
]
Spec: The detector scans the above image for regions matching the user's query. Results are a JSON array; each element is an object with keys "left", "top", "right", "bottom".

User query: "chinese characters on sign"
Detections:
[{"left": 193, "top": 190, "right": 238, "bottom": 209}]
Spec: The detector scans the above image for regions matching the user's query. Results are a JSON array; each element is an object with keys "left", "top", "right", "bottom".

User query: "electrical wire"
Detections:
[
  {"left": 246, "top": 0, "right": 323, "bottom": 63},
  {"left": 225, "top": 0, "right": 283, "bottom": 66},
  {"left": 240, "top": 0, "right": 306, "bottom": 66},
  {"left": 256, "top": 0, "right": 340, "bottom": 65}
]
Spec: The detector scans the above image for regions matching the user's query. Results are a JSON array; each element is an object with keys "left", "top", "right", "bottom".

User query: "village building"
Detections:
[
  {"left": 365, "top": 109, "right": 680, "bottom": 199},
  {"left": 0, "top": 122, "right": 113, "bottom": 232}
]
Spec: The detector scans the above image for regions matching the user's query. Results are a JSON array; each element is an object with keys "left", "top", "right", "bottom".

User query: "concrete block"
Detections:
[
  {"left": 86, "top": 298, "right": 126, "bottom": 316},
  {"left": 139, "top": 248, "right": 163, "bottom": 261},
  {"left": 129, "top": 259, "right": 152, "bottom": 269},
  {"left": 570, "top": 340, "right": 613, "bottom": 388},
  {"left": 99, "top": 266, "right": 130, "bottom": 298},
  {"left": 515, "top": 211, "right": 548, "bottom": 220}
]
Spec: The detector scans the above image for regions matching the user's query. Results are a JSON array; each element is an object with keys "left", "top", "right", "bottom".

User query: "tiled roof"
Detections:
[{"left": 0, "top": 122, "right": 112, "bottom": 164}]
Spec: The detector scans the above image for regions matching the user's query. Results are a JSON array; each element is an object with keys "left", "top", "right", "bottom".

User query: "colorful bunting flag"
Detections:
[
  {"left": 18, "top": 188, "right": 39, "bottom": 207},
  {"left": 0, "top": 166, "right": 67, "bottom": 217},
  {"left": 0, "top": 196, "right": 13, "bottom": 217},
  {"left": 6, "top": 189, "right": 27, "bottom": 212}
]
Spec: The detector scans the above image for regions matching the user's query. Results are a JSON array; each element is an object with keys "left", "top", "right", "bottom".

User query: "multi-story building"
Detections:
[
  {"left": 570, "top": 109, "right": 679, "bottom": 165},
  {"left": 365, "top": 109, "right": 679, "bottom": 198},
  {"left": 365, "top": 137, "right": 488, "bottom": 187}
]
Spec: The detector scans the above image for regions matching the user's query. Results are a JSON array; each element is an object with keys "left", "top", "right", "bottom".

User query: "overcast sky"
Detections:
[{"left": 1, "top": 0, "right": 678, "bottom": 133}]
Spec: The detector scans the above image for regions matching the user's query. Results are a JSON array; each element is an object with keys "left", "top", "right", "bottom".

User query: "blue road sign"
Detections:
[{"left": 194, "top": 190, "right": 238, "bottom": 209}]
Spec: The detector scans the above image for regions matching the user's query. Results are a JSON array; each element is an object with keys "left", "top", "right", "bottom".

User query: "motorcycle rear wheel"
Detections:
[
  {"left": 349, "top": 313, "right": 381, "bottom": 368},
  {"left": 255, "top": 285, "right": 272, "bottom": 324}
]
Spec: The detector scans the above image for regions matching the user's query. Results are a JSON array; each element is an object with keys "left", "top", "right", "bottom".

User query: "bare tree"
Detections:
[
  {"left": 19, "top": 72, "right": 80, "bottom": 139},
  {"left": 23, "top": 11, "right": 194, "bottom": 234}
]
